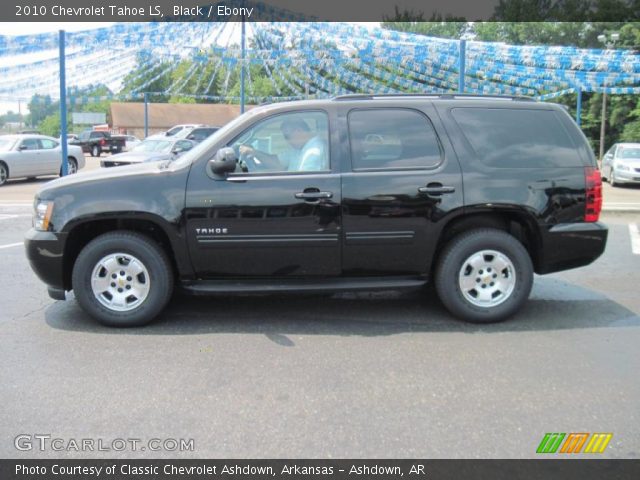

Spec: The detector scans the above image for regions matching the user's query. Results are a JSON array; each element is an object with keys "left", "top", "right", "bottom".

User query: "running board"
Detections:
[{"left": 181, "top": 276, "right": 427, "bottom": 295}]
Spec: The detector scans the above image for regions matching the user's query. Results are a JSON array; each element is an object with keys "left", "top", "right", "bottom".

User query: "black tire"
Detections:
[
  {"left": 434, "top": 228, "right": 533, "bottom": 323},
  {"left": 72, "top": 231, "right": 174, "bottom": 327},
  {"left": 67, "top": 157, "right": 77, "bottom": 175},
  {"left": 0, "top": 162, "right": 7, "bottom": 186},
  {"left": 91, "top": 145, "right": 100, "bottom": 157},
  {"left": 610, "top": 171, "right": 618, "bottom": 187}
]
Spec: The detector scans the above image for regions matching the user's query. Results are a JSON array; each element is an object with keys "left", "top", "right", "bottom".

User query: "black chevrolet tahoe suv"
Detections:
[{"left": 25, "top": 94, "right": 607, "bottom": 327}]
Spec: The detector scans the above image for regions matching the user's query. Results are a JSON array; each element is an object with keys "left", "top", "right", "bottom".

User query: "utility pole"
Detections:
[
  {"left": 59, "top": 30, "right": 68, "bottom": 176},
  {"left": 597, "top": 32, "right": 619, "bottom": 162},
  {"left": 240, "top": 1, "right": 246, "bottom": 113}
]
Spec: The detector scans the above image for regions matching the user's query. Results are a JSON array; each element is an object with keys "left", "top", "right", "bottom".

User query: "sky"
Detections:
[{"left": 0, "top": 23, "right": 116, "bottom": 115}]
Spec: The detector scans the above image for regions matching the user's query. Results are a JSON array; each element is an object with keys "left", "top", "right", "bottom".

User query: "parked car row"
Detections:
[
  {"left": 100, "top": 136, "right": 196, "bottom": 167},
  {"left": 100, "top": 125, "right": 219, "bottom": 168}
]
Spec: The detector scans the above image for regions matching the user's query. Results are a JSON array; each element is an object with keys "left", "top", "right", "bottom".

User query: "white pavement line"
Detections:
[
  {"left": 0, "top": 203, "right": 32, "bottom": 207},
  {"left": 629, "top": 224, "right": 640, "bottom": 255},
  {"left": 0, "top": 214, "right": 31, "bottom": 220},
  {"left": 0, "top": 242, "right": 23, "bottom": 250}
]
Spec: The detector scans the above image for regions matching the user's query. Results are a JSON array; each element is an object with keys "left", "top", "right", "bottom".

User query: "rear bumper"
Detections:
[
  {"left": 536, "top": 222, "right": 608, "bottom": 274},
  {"left": 24, "top": 228, "right": 67, "bottom": 293}
]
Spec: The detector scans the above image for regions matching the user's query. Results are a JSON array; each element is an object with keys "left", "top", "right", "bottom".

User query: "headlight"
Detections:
[
  {"left": 33, "top": 200, "right": 54, "bottom": 231},
  {"left": 614, "top": 162, "right": 630, "bottom": 171}
]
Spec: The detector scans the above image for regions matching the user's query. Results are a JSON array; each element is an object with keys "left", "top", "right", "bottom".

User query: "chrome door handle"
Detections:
[
  {"left": 295, "top": 191, "right": 333, "bottom": 200},
  {"left": 418, "top": 185, "right": 455, "bottom": 195}
]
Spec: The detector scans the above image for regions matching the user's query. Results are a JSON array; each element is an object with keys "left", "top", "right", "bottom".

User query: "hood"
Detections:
[
  {"left": 107, "top": 151, "right": 171, "bottom": 163},
  {"left": 36, "top": 161, "right": 172, "bottom": 198}
]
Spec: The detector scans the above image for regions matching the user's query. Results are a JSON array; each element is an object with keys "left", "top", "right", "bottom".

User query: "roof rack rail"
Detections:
[{"left": 332, "top": 93, "right": 536, "bottom": 102}]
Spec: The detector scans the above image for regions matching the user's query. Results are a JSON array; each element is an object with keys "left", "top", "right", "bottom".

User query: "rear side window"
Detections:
[
  {"left": 451, "top": 108, "right": 581, "bottom": 168},
  {"left": 348, "top": 109, "right": 442, "bottom": 170},
  {"left": 40, "top": 139, "right": 58, "bottom": 149}
]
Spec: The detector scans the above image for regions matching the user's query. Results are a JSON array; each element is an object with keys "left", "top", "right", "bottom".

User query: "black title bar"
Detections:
[{"left": 5, "top": 0, "right": 640, "bottom": 22}]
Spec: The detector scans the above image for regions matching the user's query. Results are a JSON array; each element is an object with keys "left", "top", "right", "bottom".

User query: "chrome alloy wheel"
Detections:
[
  {"left": 90, "top": 253, "right": 150, "bottom": 312},
  {"left": 458, "top": 249, "right": 516, "bottom": 308}
]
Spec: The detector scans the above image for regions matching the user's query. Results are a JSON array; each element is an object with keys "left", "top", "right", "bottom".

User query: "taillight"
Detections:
[
  {"left": 100, "top": 138, "right": 106, "bottom": 146},
  {"left": 584, "top": 166, "right": 602, "bottom": 222}
]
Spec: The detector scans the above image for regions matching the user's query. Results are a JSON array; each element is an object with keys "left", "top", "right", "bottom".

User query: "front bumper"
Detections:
[
  {"left": 24, "top": 228, "right": 67, "bottom": 294},
  {"left": 537, "top": 222, "right": 608, "bottom": 274}
]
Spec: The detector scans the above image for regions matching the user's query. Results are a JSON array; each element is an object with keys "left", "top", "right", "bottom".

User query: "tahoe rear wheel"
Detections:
[
  {"left": 72, "top": 232, "right": 173, "bottom": 327},
  {"left": 91, "top": 145, "right": 100, "bottom": 157},
  {"left": 435, "top": 228, "right": 533, "bottom": 323}
]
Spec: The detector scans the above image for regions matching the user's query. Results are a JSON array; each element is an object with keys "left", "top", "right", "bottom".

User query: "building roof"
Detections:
[{"left": 110, "top": 102, "right": 252, "bottom": 129}]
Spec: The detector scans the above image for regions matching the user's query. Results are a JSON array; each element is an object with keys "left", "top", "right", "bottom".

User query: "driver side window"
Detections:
[{"left": 228, "top": 111, "right": 329, "bottom": 174}]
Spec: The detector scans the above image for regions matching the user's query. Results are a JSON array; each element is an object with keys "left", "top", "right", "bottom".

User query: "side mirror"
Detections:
[
  {"left": 209, "top": 147, "right": 238, "bottom": 176},
  {"left": 18, "top": 144, "right": 28, "bottom": 151}
]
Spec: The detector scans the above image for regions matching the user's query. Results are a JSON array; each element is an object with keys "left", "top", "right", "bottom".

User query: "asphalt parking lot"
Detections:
[{"left": 0, "top": 163, "right": 639, "bottom": 459}]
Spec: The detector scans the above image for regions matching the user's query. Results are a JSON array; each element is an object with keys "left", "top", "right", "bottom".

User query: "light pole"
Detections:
[{"left": 597, "top": 32, "right": 619, "bottom": 162}]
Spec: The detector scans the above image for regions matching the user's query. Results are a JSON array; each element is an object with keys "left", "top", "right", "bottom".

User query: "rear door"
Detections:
[
  {"left": 185, "top": 109, "right": 342, "bottom": 278},
  {"left": 339, "top": 104, "right": 463, "bottom": 275},
  {"left": 37, "top": 138, "right": 61, "bottom": 175}
]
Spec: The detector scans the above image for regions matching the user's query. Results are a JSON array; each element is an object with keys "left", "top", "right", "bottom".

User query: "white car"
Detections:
[
  {"left": 0, "top": 134, "right": 85, "bottom": 186},
  {"left": 122, "top": 135, "right": 141, "bottom": 151},
  {"left": 602, "top": 142, "right": 640, "bottom": 187},
  {"left": 164, "top": 124, "right": 204, "bottom": 138}
]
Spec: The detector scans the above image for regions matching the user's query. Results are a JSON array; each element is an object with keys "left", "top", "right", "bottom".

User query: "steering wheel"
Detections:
[{"left": 239, "top": 149, "right": 264, "bottom": 173}]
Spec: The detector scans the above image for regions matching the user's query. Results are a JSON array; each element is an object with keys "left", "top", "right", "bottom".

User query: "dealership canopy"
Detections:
[{"left": 0, "top": 20, "right": 639, "bottom": 105}]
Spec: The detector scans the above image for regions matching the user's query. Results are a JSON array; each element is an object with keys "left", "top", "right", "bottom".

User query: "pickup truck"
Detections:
[{"left": 71, "top": 130, "right": 125, "bottom": 157}]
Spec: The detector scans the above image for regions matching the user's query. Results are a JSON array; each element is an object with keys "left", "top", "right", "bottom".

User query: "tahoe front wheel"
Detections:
[
  {"left": 435, "top": 228, "right": 533, "bottom": 323},
  {"left": 72, "top": 231, "right": 173, "bottom": 327}
]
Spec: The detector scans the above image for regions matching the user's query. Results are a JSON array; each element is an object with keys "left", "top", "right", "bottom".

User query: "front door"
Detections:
[
  {"left": 13, "top": 137, "right": 42, "bottom": 177},
  {"left": 339, "top": 105, "right": 464, "bottom": 275},
  {"left": 185, "top": 110, "right": 342, "bottom": 278}
]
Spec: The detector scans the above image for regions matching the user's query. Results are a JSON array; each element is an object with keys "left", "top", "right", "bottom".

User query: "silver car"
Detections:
[
  {"left": 0, "top": 134, "right": 85, "bottom": 186},
  {"left": 602, "top": 142, "right": 640, "bottom": 187},
  {"left": 100, "top": 136, "right": 195, "bottom": 167}
]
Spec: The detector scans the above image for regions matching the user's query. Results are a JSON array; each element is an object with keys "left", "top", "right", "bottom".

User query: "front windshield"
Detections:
[
  {"left": 0, "top": 138, "right": 16, "bottom": 151},
  {"left": 619, "top": 147, "right": 640, "bottom": 159},
  {"left": 172, "top": 108, "right": 263, "bottom": 168},
  {"left": 133, "top": 139, "right": 173, "bottom": 153}
]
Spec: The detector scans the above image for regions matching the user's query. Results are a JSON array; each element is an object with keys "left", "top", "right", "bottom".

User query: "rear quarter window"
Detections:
[
  {"left": 348, "top": 108, "right": 442, "bottom": 170},
  {"left": 451, "top": 108, "right": 582, "bottom": 168}
]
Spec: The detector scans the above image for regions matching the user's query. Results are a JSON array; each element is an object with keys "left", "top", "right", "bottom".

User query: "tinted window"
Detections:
[
  {"left": 348, "top": 109, "right": 441, "bottom": 170},
  {"left": 187, "top": 128, "right": 217, "bottom": 142},
  {"left": 451, "top": 108, "right": 581, "bottom": 168}
]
